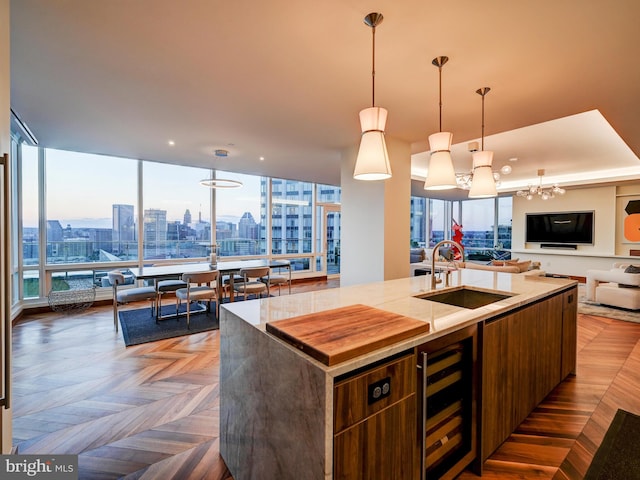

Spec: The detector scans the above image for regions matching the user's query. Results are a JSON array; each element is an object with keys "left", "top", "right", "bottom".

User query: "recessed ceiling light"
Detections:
[
  {"left": 509, "top": 157, "right": 518, "bottom": 162},
  {"left": 168, "top": 140, "right": 175, "bottom": 146},
  {"left": 259, "top": 156, "right": 265, "bottom": 161}
]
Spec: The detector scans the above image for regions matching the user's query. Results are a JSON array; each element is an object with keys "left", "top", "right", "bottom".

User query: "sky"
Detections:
[{"left": 21, "top": 146, "right": 262, "bottom": 229}]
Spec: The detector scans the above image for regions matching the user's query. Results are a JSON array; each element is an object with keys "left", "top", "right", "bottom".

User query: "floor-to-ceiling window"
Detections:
[
  {"left": 215, "top": 171, "right": 263, "bottom": 257},
  {"left": 20, "top": 145, "right": 39, "bottom": 298},
  {"left": 411, "top": 195, "right": 513, "bottom": 260},
  {"left": 410, "top": 197, "right": 427, "bottom": 247},
  {"left": 460, "top": 197, "right": 495, "bottom": 259},
  {"left": 12, "top": 143, "right": 345, "bottom": 304},
  {"left": 45, "top": 149, "right": 138, "bottom": 264},
  {"left": 142, "top": 162, "right": 211, "bottom": 261},
  {"left": 497, "top": 196, "right": 513, "bottom": 251},
  {"left": 270, "top": 178, "right": 314, "bottom": 271},
  {"left": 429, "top": 199, "right": 447, "bottom": 247}
]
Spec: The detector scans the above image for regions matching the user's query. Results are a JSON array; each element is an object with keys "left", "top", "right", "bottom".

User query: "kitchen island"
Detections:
[{"left": 219, "top": 270, "right": 577, "bottom": 480}]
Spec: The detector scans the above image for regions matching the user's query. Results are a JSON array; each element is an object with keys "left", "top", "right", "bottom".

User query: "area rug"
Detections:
[
  {"left": 119, "top": 303, "right": 219, "bottom": 346},
  {"left": 578, "top": 284, "right": 640, "bottom": 323},
  {"left": 584, "top": 409, "right": 640, "bottom": 479}
]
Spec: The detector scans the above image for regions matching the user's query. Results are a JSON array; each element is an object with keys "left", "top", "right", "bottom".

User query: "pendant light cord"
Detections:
[
  {"left": 438, "top": 63, "right": 442, "bottom": 132},
  {"left": 476, "top": 87, "right": 491, "bottom": 151},
  {"left": 481, "top": 92, "right": 485, "bottom": 150},
  {"left": 431, "top": 56, "right": 449, "bottom": 133},
  {"left": 371, "top": 25, "right": 376, "bottom": 107}
]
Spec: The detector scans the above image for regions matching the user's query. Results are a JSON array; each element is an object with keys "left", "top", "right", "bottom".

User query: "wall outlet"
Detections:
[{"left": 368, "top": 377, "right": 391, "bottom": 404}]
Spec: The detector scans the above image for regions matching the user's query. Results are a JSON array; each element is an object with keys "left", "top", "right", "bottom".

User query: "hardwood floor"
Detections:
[{"left": 11, "top": 279, "right": 640, "bottom": 479}]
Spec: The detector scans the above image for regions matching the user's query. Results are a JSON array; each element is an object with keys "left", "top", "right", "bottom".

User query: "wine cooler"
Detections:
[{"left": 417, "top": 325, "right": 477, "bottom": 480}]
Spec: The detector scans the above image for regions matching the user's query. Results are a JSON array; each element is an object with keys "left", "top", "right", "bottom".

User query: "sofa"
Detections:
[
  {"left": 409, "top": 248, "right": 545, "bottom": 277},
  {"left": 586, "top": 263, "right": 640, "bottom": 310}
]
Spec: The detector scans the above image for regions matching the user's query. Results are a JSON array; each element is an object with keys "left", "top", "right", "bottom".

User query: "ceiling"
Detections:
[{"left": 9, "top": 0, "right": 640, "bottom": 199}]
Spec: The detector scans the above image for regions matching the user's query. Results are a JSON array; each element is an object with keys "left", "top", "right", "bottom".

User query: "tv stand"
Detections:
[{"left": 540, "top": 243, "right": 577, "bottom": 250}]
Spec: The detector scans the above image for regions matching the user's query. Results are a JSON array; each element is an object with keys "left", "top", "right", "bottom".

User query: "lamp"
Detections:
[
  {"left": 516, "top": 169, "right": 566, "bottom": 200},
  {"left": 424, "top": 56, "right": 457, "bottom": 190},
  {"left": 353, "top": 12, "right": 392, "bottom": 181},
  {"left": 199, "top": 149, "right": 243, "bottom": 188},
  {"left": 468, "top": 87, "right": 498, "bottom": 198}
]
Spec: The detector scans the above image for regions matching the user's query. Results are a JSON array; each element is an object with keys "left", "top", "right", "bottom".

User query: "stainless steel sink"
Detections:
[{"left": 415, "top": 286, "right": 513, "bottom": 309}]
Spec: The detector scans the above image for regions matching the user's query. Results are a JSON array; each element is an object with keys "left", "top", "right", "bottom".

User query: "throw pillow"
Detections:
[
  {"left": 620, "top": 265, "right": 640, "bottom": 287},
  {"left": 514, "top": 260, "right": 532, "bottom": 273},
  {"left": 491, "top": 258, "right": 519, "bottom": 266}
]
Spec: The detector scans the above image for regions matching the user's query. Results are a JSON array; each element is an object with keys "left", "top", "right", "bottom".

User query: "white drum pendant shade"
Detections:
[
  {"left": 468, "top": 150, "right": 497, "bottom": 198},
  {"left": 353, "top": 107, "right": 392, "bottom": 181},
  {"left": 424, "top": 131, "right": 457, "bottom": 190}
]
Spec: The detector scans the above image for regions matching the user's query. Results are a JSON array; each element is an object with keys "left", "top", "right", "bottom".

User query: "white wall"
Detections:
[
  {"left": 341, "top": 136, "right": 411, "bottom": 286},
  {"left": 512, "top": 182, "right": 640, "bottom": 277}
]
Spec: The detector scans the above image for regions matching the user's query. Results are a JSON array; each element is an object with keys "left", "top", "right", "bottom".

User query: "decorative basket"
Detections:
[{"left": 47, "top": 285, "right": 96, "bottom": 313}]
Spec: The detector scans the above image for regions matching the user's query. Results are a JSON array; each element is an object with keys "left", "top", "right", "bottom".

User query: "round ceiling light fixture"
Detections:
[
  {"left": 200, "top": 149, "right": 243, "bottom": 188},
  {"left": 199, "top": 178, "right": 243, "bottom": 188}
]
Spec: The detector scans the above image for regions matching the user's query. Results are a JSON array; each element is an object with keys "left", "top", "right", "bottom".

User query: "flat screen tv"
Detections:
[{"left": 525, "top": 211, "right": 594, "bottom": 245}]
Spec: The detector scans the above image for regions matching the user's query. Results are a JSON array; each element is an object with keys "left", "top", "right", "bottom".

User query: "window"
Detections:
[
  {"left": 461, "top": 198, "right": 495, "bottom": 259},
  {"left": 429, "top": 199, "right": 446, "bottom": 247},
  {"left": 410, "top": 197, "right": 427, "bottom": 247},
  {"left": 22, "top": 145, "right": 38, "bottom": 266},
  {"left": 45, "top": 149, "right": 138, "bottom": 264},
  {"left": 497, "top": 196, "right": 513, "bottom": 250},
  {"left": 142, "top": 162, "right": 211, "bottom": 261},
  {"left": 215, "top": 171, "right": 264, "bottom": 257},
  {"left": 271, "top": 178, "right": 313, "bottom": 255}
]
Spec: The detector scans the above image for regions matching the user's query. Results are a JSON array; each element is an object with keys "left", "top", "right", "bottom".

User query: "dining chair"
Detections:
[
  {"left": 261, "top": 262, "right": 291, "bottom": 295},
  {"left": 233, "top": 267, "right": 271, "bottom": 300},
  {"left": 175, "top": 270, "right": 219, "bottom": 329},
  {"left": 152, "top": 264, "right": 188, "bottom": 320},
  {"left": 108, "top": 270, "right": 158, "bottom": 332}
]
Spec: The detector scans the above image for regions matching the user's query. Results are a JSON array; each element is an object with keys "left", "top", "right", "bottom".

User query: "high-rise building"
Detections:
[
  {"left": 113, "top": 204, "right": 135, "bottom": 255},
  {"left": 184, "top": 209, "right": 192, "bottom": 226},
  {"left": 143, "top": 209, "right": 167, "bottom": 258},
  {"left": 238, "top": 212, "right": 259, "bottom": 240}
]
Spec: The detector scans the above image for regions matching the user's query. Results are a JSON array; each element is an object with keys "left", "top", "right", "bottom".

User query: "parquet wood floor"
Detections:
[{"left": 12, "top": 280, "right": 640, "bottom": 479}]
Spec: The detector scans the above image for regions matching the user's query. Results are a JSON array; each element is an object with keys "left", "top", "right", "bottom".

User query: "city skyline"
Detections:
[{"left": 21, "top": 146, "right": 262, "bottom": 228}]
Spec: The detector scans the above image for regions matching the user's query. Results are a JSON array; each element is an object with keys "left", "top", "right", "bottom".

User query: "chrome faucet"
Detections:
[{"left": 431, "top": 240, "right": 465, "bottom": 290}]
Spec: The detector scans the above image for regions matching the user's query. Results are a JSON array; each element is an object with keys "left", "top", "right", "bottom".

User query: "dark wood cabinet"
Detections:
[
  {"left": 561, "top": 287, "right": 578, "bottom": 378},
  {"left": 480, "top": 286, "right": 577, "bottom": 462},
  {"left": 333, "top": 353, "right": 418, "bottom": 480}
]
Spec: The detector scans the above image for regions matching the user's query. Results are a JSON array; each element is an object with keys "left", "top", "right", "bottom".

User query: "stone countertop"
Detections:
[{"left": 220, "top": 270, "right": 577, "bottom": 377}]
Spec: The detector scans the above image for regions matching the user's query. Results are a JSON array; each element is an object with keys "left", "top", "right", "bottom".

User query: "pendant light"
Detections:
[
  {"left": 424, "top": 56, "right": 457, "bottom": 190},
  {"left": 199, "top": 149, "right": 243, "bottom": 188},
  {"left": 353, "top": 12, "right": 392, "bottom": 181},
  {"left": 468, "top": 87, "right": 498, "bottom": 198}
]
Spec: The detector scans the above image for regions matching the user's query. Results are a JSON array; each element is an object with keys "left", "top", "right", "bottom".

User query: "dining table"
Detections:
[{"left": 128, "top": 259, "right": 291, "bottom": 303}]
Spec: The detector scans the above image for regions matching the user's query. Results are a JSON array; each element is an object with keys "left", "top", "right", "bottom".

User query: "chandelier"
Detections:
[
  {"left": 516, "top": 169, "right": 566, "bottom": 200},
  {"left": 455, "top": 143, "right": 512, "bottom": 190}
]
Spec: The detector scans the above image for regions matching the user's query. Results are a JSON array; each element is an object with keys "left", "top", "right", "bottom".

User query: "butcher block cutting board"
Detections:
[{"left": 265, "top": 304, "right": 430, "bottom": 366}]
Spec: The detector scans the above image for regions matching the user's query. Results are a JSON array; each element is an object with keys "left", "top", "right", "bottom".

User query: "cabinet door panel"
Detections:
[
  {"left": 561, "top": 287, "right": 578, "bottom": 378},
  {"left": 482, "top": 315, "right": 513, "bottom": 459},
  {"left": 536, "top": 294, "right": 563, "bottom": 404},
  {"left": 334, "top": 397, "right": 417, "bottom": 480}
]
